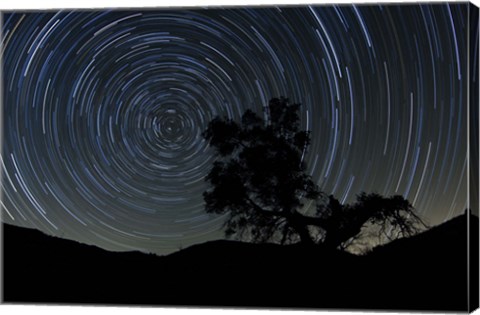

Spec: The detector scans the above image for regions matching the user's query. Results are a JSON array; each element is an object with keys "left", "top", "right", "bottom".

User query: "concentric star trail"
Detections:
[{"left": 1, "top": 4, "right": 477, "bottom": 254}]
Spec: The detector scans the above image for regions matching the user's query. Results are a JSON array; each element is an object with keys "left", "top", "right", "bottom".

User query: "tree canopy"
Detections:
[{"left": 203, "top": 97, "right": 426, "bottom": 251}]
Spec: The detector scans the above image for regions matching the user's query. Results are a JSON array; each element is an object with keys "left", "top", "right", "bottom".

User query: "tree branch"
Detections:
[
  {"left": 245, "top": 196, "right": 328, "bottom": 227},
  {"left": 246, "top": 197, "right": 284, "bottom": 217}
]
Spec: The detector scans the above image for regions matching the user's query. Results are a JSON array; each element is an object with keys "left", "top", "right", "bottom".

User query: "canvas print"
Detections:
[{"left": 0, "top": 2, "right": 479, "bottom": 312}]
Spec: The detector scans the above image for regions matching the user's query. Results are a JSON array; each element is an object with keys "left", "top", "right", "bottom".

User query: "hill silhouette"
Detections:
[
  {"left": 2, "top": 212, "right": 478, "bottom": 311},
  {"left": 366, "top": 211, "right": 479, "bottom": 311}
]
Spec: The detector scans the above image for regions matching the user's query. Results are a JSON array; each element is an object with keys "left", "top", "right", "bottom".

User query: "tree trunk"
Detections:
[
  {"left": 247, "top": 198, "right": 320, "bottom": 244},
  {"left": 296, "top": 225, "right": 314, "bottom": 244},
  {"left": 290, "top": 212, "right": 314, "bottom": 245}
]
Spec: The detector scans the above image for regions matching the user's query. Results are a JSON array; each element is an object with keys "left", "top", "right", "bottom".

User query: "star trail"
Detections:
[{"left": 1, "top": 4, "right": 477, "bottom": 255}]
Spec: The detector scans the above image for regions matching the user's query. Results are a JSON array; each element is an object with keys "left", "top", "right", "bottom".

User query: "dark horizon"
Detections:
[
  {"left": 1, "top": 209, "right": 476, "bottom": 256},
  {"left": 2, "top": 211, "right": 478, "bottom": 311},
  {"left": 1, "top": 3, "right": 477, "bottom": 256}
]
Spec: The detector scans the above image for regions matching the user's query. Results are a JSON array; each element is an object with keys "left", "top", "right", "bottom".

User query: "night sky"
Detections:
[{"left": 1, "top": 3, "right": 477, "bottom": 255}]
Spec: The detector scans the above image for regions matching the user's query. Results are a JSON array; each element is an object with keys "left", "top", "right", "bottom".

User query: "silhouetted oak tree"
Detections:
[{"left": 203, "top": 97, "right": 426, "bottom": 249}]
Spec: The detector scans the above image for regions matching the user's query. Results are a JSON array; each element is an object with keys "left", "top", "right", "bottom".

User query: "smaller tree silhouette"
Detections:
[{"left": 317, "top": 193, "right": 428, "bottom": 251}]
